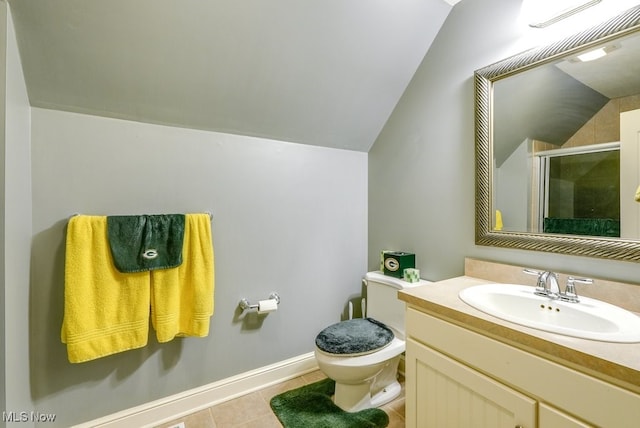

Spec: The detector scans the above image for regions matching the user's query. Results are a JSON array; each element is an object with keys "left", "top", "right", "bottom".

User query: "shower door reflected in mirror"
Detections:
[{"left": 539, "top": 146, "right": 619, "bottom": 237}]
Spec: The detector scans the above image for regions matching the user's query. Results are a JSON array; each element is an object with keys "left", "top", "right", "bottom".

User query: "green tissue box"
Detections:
[{"left": 383, "top": 251, "right": 415, "bottom": 278}]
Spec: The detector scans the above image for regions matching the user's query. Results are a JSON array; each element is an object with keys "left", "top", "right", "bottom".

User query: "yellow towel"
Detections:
[
  {"left": 151, "top": 213, "right": 215, "bottom": 342},
  {"left": 61, "top": 216, "right": 150, "bottom": 363},
  {"left": 62, "top": 213, "right": 215, "bottom": 362}
]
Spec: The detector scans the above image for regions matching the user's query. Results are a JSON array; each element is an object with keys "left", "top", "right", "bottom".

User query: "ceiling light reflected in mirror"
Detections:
[{"left": 577, "top": 48, "right": 607, "bottom": 61}]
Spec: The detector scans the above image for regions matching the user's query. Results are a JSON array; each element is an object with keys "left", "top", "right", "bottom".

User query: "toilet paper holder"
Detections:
[{"left": 239, "top": 292, "right": 280, "bottom": 312}]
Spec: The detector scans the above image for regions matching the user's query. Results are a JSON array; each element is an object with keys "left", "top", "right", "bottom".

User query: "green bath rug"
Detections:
[{"left": 270, "top": 378, "right": 389, "bottom": 428}]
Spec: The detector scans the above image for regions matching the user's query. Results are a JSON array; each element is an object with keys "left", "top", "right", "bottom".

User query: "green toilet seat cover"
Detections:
[{"left": 315, "top": 318, "right": 394, "bottom": 355}]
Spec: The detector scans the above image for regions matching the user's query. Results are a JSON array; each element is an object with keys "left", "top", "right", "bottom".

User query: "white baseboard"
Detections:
[{"left": 74, "top": 352, "right": 318, "bottom": 428}]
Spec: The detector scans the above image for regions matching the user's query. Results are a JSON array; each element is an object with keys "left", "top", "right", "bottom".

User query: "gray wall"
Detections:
[
  {"left": 0, "top": 3, "right": 7, "bottom": 422},
  {"left": 29, "top": 108, "right": 367, "bottom": 426},
  {"left": 369, "top": 0, "right": 640, "bottom": 284},
  {"left": 6, "top": 0, "right": 640, "bottom": 426},
  {"left": 3, "top": 2, "right": 34, "bottom": 426}
]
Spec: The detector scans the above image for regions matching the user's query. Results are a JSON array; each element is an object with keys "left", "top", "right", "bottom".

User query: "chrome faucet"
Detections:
[
  {"left": 523, "top": 268, "right": 593, "bottom": 302},
  {"left": 540, "top": 271, "right": 560, "bottom": 298},
  {"left": 523, "top": 268, "right": 559, "bottom": 298},
  {"left": 538, "top": 271, "right": 560, "bottom": 297}
]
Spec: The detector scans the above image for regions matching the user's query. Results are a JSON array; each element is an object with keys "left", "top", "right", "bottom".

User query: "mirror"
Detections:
[{"left": 475, "top": 5, "right": 640, "bottom": 262}]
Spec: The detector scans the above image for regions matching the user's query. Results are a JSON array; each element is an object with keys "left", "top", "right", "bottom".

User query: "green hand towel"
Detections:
[
  {"left": 543, "top": 217, "right": 620, "bottom": 238},
  {"left": 107, "top": 214, "right": 185, "bottom": 273}
]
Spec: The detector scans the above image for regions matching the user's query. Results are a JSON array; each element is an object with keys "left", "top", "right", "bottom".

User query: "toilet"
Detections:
[{"left": 314, "top": 271, "right": 430, "bottom": 412}]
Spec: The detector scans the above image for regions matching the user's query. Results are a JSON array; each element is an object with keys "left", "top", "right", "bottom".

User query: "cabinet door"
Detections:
[
  {"left": 406, "top": 338, "right": 536, "bottom": 428},
  {"left": 539, "top": 403, "right": 593, "bottom": 428}
]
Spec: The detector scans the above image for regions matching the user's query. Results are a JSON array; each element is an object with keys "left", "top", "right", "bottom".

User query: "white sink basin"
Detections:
[{"left": 459, "top": 284, "right": 640, "bottom": 343}]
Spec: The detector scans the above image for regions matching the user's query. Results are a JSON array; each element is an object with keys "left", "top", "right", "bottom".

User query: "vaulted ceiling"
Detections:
[{"left": 8, "top": 0, "right": 460, "bottom": 152}]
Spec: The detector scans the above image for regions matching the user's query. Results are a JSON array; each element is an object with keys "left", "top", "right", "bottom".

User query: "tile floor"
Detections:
[{"left": 156, "top": 370, "right": 405, "bottom": 428}]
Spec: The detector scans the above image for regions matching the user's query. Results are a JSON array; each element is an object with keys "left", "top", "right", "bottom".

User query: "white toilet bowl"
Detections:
[{"left": 314, "top": 329, "right": 404, "bottom": 412}]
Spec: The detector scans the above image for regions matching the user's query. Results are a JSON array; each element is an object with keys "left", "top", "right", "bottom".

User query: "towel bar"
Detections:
[{"left": 69, "top": 212, "right": 213, "bottom": 220}]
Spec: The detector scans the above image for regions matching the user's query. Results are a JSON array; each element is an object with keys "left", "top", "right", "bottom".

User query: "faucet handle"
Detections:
[
  {"left": 523, "top": 268, "right": 547, "bottom": 292},
  {"left": 522, "top": 268, "right": 543, "bottom": 277},
  {"left": 569, "top": 276, "right": 593, "bottom": 285},
  {"left": 561, "top": 276, "right": 593, "bottom": 303}
]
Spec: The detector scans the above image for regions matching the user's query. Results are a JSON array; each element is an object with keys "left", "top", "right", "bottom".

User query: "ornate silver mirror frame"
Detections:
[{"left": 475, "top": 5, "right": 640, "bottom": 262}]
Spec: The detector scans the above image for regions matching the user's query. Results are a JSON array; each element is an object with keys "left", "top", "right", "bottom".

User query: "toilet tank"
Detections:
[{"left": 364, "top": 271, "right": 431, "bottom": 340}]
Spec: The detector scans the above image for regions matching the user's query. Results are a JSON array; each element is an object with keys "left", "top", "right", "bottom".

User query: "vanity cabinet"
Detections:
[
  {"left": 404, "top": 306, "right": 640, "bottom": 428},
  {"left": 406, "top": 338, "right": 536, "bottom": 427}
]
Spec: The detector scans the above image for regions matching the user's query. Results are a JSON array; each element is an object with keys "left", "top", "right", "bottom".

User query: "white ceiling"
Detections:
[{"left": 8, "top": 0, "right": 459, "bottom": 152}]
